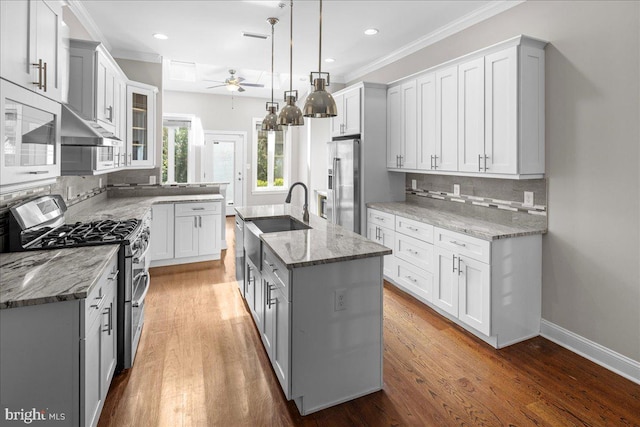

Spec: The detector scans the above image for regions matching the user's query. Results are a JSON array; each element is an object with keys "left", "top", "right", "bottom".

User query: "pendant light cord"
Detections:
[
  {"left": 289, "top": 0, "right": 293, "bottom": 93},
  {"left": 271, "top": 19, "right": 275, "bottom": 104},
  {"left": 318, "top": 0, "right": 322, "bottom": 74}
]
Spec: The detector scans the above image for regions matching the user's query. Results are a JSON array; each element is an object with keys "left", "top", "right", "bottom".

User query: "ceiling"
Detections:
[{"left": 72, "top": 1, "right": 521, "bottom": 99}]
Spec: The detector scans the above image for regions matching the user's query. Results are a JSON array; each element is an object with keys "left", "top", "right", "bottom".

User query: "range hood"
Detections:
[{"left": 60, "top": 105, "right": 122, "bottom": 146}]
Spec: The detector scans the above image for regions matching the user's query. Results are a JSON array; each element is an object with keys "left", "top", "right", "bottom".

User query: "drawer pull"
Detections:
[
  {"left": 450, "top": 240, "right": 466, "bottom": 247},
  {"left": 408, "top": 249, "right": 419, "bottom": 255},
  {"left": 374, "top": 216, "right": 385, "bottom": 221},
  {"left": 90, "top": 294, "right": 104, "bottom": 309},
  {"left": 108, "top": 270, "right": 119, "bottom": 281},
  {"left": 406, "top": 275, "right": 417, "bottom": 283},
  {"left": 191, "top": 207, "right": 206, "bottom": 211},
  {"left": 407, "top": 226, "right": 419, "bottom": 232}
]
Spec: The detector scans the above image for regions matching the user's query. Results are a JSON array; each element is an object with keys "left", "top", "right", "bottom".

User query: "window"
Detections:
[
  {"left": 252, "top": 118, "right": 290, "bottom": 192},
  {"left": 162, "top": 117, "right": 192, "bottom": 183}
]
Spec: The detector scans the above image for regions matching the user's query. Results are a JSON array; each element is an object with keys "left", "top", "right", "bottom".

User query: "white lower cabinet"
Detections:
[
  {"left": 369, "top": 207, "right": 541, "bottom": 348},
  {"left": 0, "top": 251, "right": 118, "bottom": 427},
  {"left": 367, "top": 209, "right": 396, "bottom": 278},
  {"left": 150, "top": 201, "right": 222, "bottom": 267}
]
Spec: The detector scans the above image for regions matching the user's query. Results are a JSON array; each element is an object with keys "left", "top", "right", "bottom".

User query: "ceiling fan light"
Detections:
[
  {"left": 226, "top": 84, "right": 240, "bottom": 92},
  {"left": 303, "top": 76, "right": 337, "bottom": 118}
]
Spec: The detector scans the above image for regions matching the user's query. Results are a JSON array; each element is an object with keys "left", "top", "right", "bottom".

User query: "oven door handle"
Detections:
[
  {"left": 132, "top": 272, "right": 150, "bottom": 308},
  {"left": 132, "top": 241, "right": 151, "bottom": 265}
]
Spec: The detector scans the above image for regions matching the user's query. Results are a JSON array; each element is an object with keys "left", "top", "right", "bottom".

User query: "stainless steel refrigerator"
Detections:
[{"left": 327, "top": 138, "right": 360, "bottom": 233}]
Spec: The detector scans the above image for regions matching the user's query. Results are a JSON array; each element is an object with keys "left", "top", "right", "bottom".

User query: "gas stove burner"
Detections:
[{"left": 22, "top": 218, "right": 141, "bottom": 250}]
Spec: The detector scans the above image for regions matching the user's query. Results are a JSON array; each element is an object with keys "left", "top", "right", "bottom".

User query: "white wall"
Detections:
[
  {"left": 352, "top": 1, "right": 640, "bottom": 363},
  {"left": 164, "top": 90, "right": 303, "bottom": 207}
]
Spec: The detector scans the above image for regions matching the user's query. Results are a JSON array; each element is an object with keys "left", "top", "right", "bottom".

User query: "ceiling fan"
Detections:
[{"left": 206, "top": 69, "right": 264, "bottom": 92}]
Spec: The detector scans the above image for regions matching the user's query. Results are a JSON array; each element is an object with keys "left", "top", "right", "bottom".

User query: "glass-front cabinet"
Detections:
[
  {"left": 126, "top": 83, "right": 157, "bottom": 168},
  {"left": 1, "top": 79, "right": 61, "bottom": 192}
]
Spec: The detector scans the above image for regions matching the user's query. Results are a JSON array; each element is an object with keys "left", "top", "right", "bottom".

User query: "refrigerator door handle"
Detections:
[{"left": 333, "top": 157, "right": 340, "bottom": 223}]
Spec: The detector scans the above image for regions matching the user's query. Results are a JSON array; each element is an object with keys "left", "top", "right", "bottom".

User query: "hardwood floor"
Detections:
[{"left": 99, "top": 217, "right": 640, "bottom": 427}]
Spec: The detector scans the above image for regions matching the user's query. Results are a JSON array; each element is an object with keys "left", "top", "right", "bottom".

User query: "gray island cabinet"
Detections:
[
  {"left": 0, "top": 245, "right": 119, "bottom": 427},
  {"left": 235, "top": 204, "right": 391, "bottom": 416}
]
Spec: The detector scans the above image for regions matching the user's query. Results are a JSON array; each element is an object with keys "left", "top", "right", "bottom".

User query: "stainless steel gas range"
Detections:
[{"left": 8, "top": 194, "right": 151, "bottom": 371}]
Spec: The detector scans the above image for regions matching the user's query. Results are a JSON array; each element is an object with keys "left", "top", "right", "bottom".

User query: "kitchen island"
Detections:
[{"left": 235, "top": 204, "right": 391, "bottom": 416}]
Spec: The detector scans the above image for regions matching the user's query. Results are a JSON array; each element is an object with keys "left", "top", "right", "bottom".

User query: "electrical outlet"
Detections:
[
  {"left": 66, "top": 186, "right": 73, "bottom": 200},
  {"left": 524, "top": 191, "right": 534, "bottom": 207},
  {"left": 149, "top": 175, "right": 156, "bottom": 185},
  {"left": 453, "top": 184, "right": 460, "bottom": 196},
  {"left": 99, "top": 178, "right": 103, "bottom": 188},
  {"left": 334, "top": 289, "right": 347, "bottom": 311},
  {"left": 411, "top": 179, "right": 417, "bottom": 190}
]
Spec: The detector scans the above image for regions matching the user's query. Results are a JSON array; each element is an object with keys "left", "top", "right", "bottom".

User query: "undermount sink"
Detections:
[{"left": 250, "top": 217, "right": 311, "bottom": 234}]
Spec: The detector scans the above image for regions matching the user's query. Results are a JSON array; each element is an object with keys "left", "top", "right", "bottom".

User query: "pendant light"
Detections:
[
  {"left": 278, "top": 0, "right": 304, "bottom": 127},
  {"left": 303, "top": 0, "right": 337, "bottom": 118},
  {"left": 262, "top": 17, "right": 280, "bottom": 131}
]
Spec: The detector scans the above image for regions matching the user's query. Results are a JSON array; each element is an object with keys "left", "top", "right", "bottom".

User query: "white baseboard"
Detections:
[{"left": 540, "top": 319, "right": 640, "bottom": 385}]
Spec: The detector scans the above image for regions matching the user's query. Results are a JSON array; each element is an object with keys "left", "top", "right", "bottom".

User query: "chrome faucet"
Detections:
[{"left": 285, "top": 182, "right": 309, "bottom": 223}]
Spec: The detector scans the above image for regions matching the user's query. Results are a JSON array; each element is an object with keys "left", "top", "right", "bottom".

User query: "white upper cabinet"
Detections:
[
  {"left": 458, "top": 57, "right": 485, "bottom": 173},
  {"left": 416, "top": 73, "right": 437, "bottom": 170},
  {"left": 435, "top": 66, "right": 458, "bottom": 172},
  {"left": 331, "top": 86, "right": 361, "bottom": 137},
  {"left": 387, "top": 35, "right": 547, "bottom": 179},
  {"left": 386, "top": 81, "right": 417, "bottom": 169},
  {"left": 0, "top": 0, "right": 63, "bottom": 102},
  {"left": 126, "top": 83, "right": 157, "bottom": 168}
]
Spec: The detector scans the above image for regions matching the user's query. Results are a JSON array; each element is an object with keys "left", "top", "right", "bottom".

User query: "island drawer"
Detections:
[
  {"left": 395, "top": 216, "right": 433, "bottom": 243},
  {"left": 395, "top": 233, "right": 434, "bottom": 272},
  {"left": 263, "top": 247, "right": 289, "bottom": 291},
  {"left": 434, "top": 227, "right": 490, "bottom": 263},
  {"left": 174, "top": 201, "right": 221, "bottom": 216},
  {"left": 368, "top": 209, "right": 395, "bottom": 229}
]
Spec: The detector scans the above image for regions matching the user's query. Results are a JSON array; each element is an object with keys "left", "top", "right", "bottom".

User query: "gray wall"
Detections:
[
  {"left": 353, "top": 1, "right": 640, "bottom": 362},
  {"left": 163, "top": 90, "right": 304, "bottom": 207}
]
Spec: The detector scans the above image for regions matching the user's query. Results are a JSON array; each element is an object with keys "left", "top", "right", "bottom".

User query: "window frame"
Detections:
[{"left": 251, "top": 117, "right": 291, "bottom": 194}]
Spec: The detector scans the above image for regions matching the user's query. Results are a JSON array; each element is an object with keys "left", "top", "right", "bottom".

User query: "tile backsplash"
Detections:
[{"left": 405, "top": 174, "right": 547, "bottom": 229}]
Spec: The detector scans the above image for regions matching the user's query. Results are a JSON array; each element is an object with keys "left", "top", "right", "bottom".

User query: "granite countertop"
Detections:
[
  {"left": 0, "top": 245, "right": 120, "bottom": 309},
  {"left": 69, "top": 194, "right": 224, "bottom": 222},
  {"left": 236, "top": 204, "right": 391, "bottom": 269},
  {"left": 367, "top": 202, "right": 546, "bottom": 240}
]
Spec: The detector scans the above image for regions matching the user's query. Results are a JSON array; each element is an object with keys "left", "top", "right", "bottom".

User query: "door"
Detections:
[
  {"left": 198, "top": 214, "right": 220, "bottom": 256},
  {"left": 0, "top": 0, "right": 31, "bottom": 89},
  {"left": 34, "top": 0, "right": 62, "bottom": 101},
  {"left": 263, "top": 280, "right": 275, "bottom": 358},
  {"left": 203, "top": 132, "right": 244, "bottom": 216},
  {"left": 150, "top": 204, "right": 174, "bottom": 261},
  {"left": 386, "top": 86, "right": 401, "bottom": 168},
  {"left": 83, "top": 317, "right": 102, "bottom": 427},
  {"left": 417, "top": 73, "right": 436, "bottom": 170},
  {"left": 333, "top": 139, "right": 359, "bottom": 233},
  {"left": 127, "top": 84, "right": 155, "bottom": 167},
  {"left": 458, "top": 256, "right": 491, "bottom": 335},
  {"left": 458, "top": 57, "right": 485, "bottom": 172},
  {"left": 435, "top": 66, "right": 458, "bottom": 171},
  {"left": 367, "top": 224, "right": 395, "bottom": 279},
  {"left": 342, "top": 88, "right": 361, "bottom": 136},
  {"left": 433, "top": 246, "right": 458, "bottom": 316},
  {"left": 273, "top": 287, "right": 290, "bottom": 398},
  {"left": 174, "top": 215, "right": 198, "bottom": 258},
  {"left": 401, "top": 80, "right": 417, "bottom": 169},
  {"left": 485, "top": 47, "right": 518, "bottom": 174}
]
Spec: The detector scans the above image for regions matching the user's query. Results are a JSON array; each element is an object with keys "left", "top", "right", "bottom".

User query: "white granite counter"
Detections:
[
  {"left": 69, "top": 194, "right": 224, "bottom": 222},
  {"left": 0, "top": 245, "right": 120, "bottom": 309},
  {"left": 235, "top": 204, "right": 391, "bottom": 269},
  {"left": 367, "top": 202, "right": 547, "bottom": 240}
]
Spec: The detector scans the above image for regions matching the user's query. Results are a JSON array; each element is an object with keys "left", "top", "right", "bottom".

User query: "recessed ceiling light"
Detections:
[
  {"left": 364, "top": 28, "right": 379, "bottom": 36},
  {"left": 153, "top": 33, "right": 168, "bottom": 40},
  {"left": 325, "top": 58, "right": 335, "bottom": 63}
]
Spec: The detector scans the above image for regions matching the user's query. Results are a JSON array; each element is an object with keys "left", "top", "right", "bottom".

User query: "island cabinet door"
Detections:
[
  {"left": 83, "top": 314, "right": 102, "bottom": 427},
  {"left": 273, "top": 287, "right": 291, "bottom": 399},
  {"left": 433, "top": 246, "right": 458, "bottom": 317},
  {"left": 262, "top": 279, "right": 276, "bottom": 358},
  {"left": 198, "top": 213, "right": 220, "bottom": 256},
  {"left": 174, "top": 215, "right": 199, "bottom": 258},
  {"left": 245, "top": 261, "right": 256, "bottom": 314}
]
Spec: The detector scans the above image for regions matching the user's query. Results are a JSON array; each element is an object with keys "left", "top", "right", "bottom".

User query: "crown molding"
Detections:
[
  {"left": 344, "top": 0, "right": 526, "bottom": 83},
  {"left": 111, "top": 49, "right": 162, "bottom": 64},
  {"left": 65, "top": 0, "right": 112, "bottom": 51}
]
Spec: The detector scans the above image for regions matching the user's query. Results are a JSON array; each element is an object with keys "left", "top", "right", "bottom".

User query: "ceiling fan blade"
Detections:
[
  {"left": 236, "top": 76, "right": 246, "bottom": 83},
  {"left": 206, "top": 84, "right": 226, "bottom": 89},
  {"left": 240, "top": 83, "right": 265, "bottom": 88},
  {"left": 238, "top": 86, "right": 246, "bottom": 93}
]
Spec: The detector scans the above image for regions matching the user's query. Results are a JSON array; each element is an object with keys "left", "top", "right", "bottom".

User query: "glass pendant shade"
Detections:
[
  {"left": 278, "top": 0, "right": 304, "bottom": 126},
  {"left": 303, "top": 74, "right": 337, "bottom": 118}
]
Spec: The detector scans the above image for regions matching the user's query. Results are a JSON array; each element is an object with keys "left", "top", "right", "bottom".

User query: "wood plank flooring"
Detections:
[{"left": 99, "top": 217, "right": 640, "bottom": 426}]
